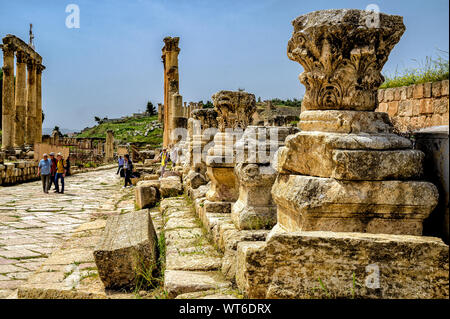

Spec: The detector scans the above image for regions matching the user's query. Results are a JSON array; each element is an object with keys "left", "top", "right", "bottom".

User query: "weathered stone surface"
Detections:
[
  {"left": 234, "top": 126, "right": 299, "bottom": 164},
  {"left": 184, "top": 171, "right": 208, "bottom": 190},
  {"left": 299, "top": 110, "right": 393, "bottom": 134},
  {"left": 166, "top": 246, "right": 223, "bottom": 272},
  {"left": 1, "top": 168, "right": 134, "bottom": 298},
  {"left": 236, "top": 228, "right": 449, "bottom": 299},
  {"left": 160, "top": 176, "right": 183, "bottom": 198},
  {"left": 231, "top": 163, "right": 277, "bottom": 230},
  {"left": 93, "top": 210, "right": 158, "bottom": 290},
  {"left": 287, "top": 9, "right": 405, "bottom": 111},
  {"left": 135, "top": 184, "right": 158, "bottom": 209},
  {"left": 206, "top": 166, "right": 239, "bottom": 202},
  {"left": 221, "top": 230, "right": 269, "bottom": 281},
  {"left": 191, "top": 183, "right": 209, "bottom": 200},
  {"left": 212, "top": 90, "right": 256, "bottom": 131},
  {"left": 175, "top": 289, "right": 240, "bottom": 299},
  {"left": 164, "top": 270, "right": 231, "bottom": 298},
  {"left": 272, "top": 175, "right": 438, "bottom": 235},
  {"left": 276, "top": 132, "right": 422, "bottom": 180}
]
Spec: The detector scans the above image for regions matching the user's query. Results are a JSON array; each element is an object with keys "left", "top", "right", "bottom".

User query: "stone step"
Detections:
[
  {"left": 160, "top": 197, "right": 234, "bottom": 298},
  {"left": 164, "top": 270, "right": 231, "bottom": 298}
]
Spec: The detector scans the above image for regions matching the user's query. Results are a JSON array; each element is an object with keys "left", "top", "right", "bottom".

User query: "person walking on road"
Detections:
[
  {"left": 117, "top": 156, "right": 124, "bottom": 175},
  {"left": 54, "top": 152, "right": 67, "bottom": 194},
  {"left": 123, "top": 154, "right": 133, "bottom": 188},
  {"left": 48, "top": 152, "right": 58, "bottom": 190},
  {"left": 37, "top": 153, "right": 51, "bottom": 193}
]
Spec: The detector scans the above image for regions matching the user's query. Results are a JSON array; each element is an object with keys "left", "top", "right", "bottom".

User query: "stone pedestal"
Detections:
[
  {"left": 272, "top": 9, "right": 438, "bottom": 236},
  {"left": 206, "top": 132, "right": 240, "bottom": 204},
  {"left": 236, "top": 226, "right": 449, "bottom": 299},
  {"left": 235, "top": 9, "right": 449, "bottom": 299},
  {"left": 204, "top": 91, "right": 256, "bottom": 214},
  {"left": 231, "top": 126, "right": 298, "bottom": 230}
]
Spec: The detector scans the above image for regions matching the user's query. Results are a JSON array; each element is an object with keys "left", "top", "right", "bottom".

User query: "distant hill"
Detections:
[
  {"left": 75, "top": 115, "right": 163, "bottom": 148},
  {"left": 42, "top": 127, "right": 77, "bottom": 135}
]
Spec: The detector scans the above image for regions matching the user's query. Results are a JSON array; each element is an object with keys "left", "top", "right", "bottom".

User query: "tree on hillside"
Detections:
[
  {"left": 203, "top": 100, "right": 214, "bottom": 108},
  {"left": 146, "top": 101, "right": 156, "bottom": 115},
  {"left": 94, "top": 116, "right": 101, "bottom": 124}
]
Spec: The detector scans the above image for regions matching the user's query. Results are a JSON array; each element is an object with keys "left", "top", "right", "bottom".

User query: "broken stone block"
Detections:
[
  {"left": 184, "top": 170, "right": 208, "bottom": 191},
  {"left": 236, "top": 227, "right": 449, "bottom": 299},
  {"left": 299, "top": 110, "right": 394, "bottom": 134},
  {"left": 271, "top": 175, "right": 438, "bottom": 235},
  {"left": 276, "top": 132, "right": 423, "bottom": 180},
  {"left": 93, "top": 210, "right": 158, "bottom": 291},
  {"left": 191, "top": 184, "right": 209, "bottom": 200},
  {"left": 135, "top": 184, "right": 158, "bottom": 209},
  {"left": 164, "top": 270, "right": 231, "bottom": 298},
  {"left": 160, "top": 176, "right": 183, "bottom": 198}
]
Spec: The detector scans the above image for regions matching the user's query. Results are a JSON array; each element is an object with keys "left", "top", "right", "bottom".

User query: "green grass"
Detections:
[
  {"left": 380, "top": 52, "right": 449, "bottom": 89},
  {"left": 75, "top": 115, "right": 163, "bottom": 147}
]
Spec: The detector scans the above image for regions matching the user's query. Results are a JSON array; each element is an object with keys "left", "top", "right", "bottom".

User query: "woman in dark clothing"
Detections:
[{"left": 123, "top": 154, "right": 133, "bottom": 188}]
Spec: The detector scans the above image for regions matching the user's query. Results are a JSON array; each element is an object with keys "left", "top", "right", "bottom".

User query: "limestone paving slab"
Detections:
[{"left": 0, "top": 168, "right": 131, "bottom": 298}]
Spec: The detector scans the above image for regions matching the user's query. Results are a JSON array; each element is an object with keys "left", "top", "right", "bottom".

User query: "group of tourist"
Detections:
[
  {"left": 115, "top": 146, "right": 179, "bottom": 189},
  {"left": 116, "top": 154, "right": 135, "bottom": 188},
  {"left": 37, "top": 152, "right": 70, "bottom": 194}
]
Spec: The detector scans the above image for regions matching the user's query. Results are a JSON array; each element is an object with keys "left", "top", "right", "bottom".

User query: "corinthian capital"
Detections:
[
  {"left": 16, "top": 50, "right": 29, "bottom": 64},
  {"left": 212, "top": 90, "right": 256, "bottom": 132},
  {"left": 36, "top": 63, "right": 46, "bottom": 74},
  {"left": 287, "top": 9, "right": 405, "bottom": 111}
]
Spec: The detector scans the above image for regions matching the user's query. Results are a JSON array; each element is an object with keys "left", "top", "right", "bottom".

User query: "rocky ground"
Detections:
[{"left": 0, "top": 168, "right": 135, "bottom": 298}]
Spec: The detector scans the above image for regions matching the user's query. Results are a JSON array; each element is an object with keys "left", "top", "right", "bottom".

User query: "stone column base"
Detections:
[
  {"left": 272, "top": 174, "right": 439, "bottom": 236},
  {"left": 231, "top": 200, "right": 276, "bottom": 230},
  {"left": 236, "top": 224, "right": 449, "bottom": 299}
]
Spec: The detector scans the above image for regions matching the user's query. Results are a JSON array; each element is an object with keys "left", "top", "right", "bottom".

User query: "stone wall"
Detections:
[
  {"left": 0, "top": 161, "right": 39, "bottom": 185},
  {"left": 0, "top": 161, "right": 116, "bottom": 186},
  {"left": 376, "top": 80, "right": 449, "bottom": 131}
]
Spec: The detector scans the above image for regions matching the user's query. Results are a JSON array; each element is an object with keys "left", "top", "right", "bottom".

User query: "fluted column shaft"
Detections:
[
  {"left": 25, "top": 60, "right": 36, "bottom": 145},
  {"left": 35, "top": 64, "right": 45, "bottom": 143},
  {"left": 14, "top": 51, "right": 27, "bottom": 148},
  {"left": 1, "top": 44, "right": 15, "bottom": 150}
]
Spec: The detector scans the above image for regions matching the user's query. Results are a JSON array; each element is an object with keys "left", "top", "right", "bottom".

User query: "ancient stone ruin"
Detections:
[
  {"left": 236, "top": 9, "right": 449, "bottom": 299},
  {"left": 5, "top": 8, "right": 448, "bottom": 302},
  {"left": 1, "top": 34, "right": 45, "bottom": 153}
]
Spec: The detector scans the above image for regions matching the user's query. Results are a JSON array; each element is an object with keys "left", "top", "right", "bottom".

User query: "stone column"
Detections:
[
  {"left": 204, "top": 90, "right": 256, "bottom": 213},
  {"left": 25, "top": 59, "right": 36, "bottom": 146},
  {"left": 34, "top": 63, "right": 45, "bottom": 144},
  {"left": 161, "top": 37, "right": 180, "bottom": 148},
  {"left": 272, "top": 9, "right": 437, "bottom": 235},
  {"left": 14, "top": 51, "right": 28, "bottom": 148},
  {"left": 105, "top": 130, "right": 114, "bottom": 162},
  {"left": 169, "top": 92, "right": 185, "bottom": 146},
  {"left": 231, "top": 126, "right": 298, "bottom": 230},
  {"left": 157, "top": 103, "right": 163, "bottom": 122},
  {"left": 1, "top": 43, "right": 16, "bottom": 151},
  {"left": 235, "top": 9, "right": 449, "bottom": 300}
]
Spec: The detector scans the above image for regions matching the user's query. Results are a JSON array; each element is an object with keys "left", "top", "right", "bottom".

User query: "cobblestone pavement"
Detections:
[{"left": 0, "top": 168, "right": 135, "bottom": 298}]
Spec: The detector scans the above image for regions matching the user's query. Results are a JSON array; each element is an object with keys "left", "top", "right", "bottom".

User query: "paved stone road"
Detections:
[{"left": 0, "top": 168, "right": 135, "bottom": 298}]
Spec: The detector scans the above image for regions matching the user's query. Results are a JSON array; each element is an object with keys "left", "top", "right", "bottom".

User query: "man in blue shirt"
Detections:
[
  {"left": 117, "top": 156, "right": 124, "bottom": 175},
  {"left": 37, "top": 153, "right": 52, "bottom": 193}
]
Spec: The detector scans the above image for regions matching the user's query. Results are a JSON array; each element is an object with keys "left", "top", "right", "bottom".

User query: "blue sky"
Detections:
[{"left": 1, "top": 0, "right": 448, "bottom": 130}]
